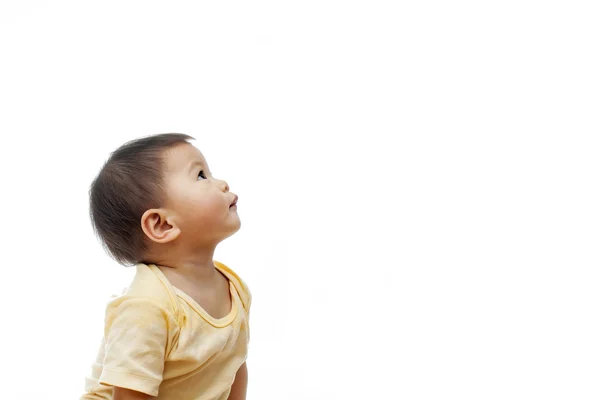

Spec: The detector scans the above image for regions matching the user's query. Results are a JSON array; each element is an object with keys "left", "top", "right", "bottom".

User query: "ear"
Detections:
[{"left": 141, "top": 209, "right": 181, "bottom": 244}]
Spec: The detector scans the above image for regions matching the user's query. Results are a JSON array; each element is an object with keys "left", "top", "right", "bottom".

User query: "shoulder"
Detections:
[
  {"left": 105, "top": 263, "right": 182, "bottom": 326},
  {"left": 104, "top": 296, "right": 172, "bottom": 328},
  {"left": 214, "top": 261, "right": 251, "bottom": 294},
  {"left": 214, "top": 261, "right": 252, "bottom": 312}
]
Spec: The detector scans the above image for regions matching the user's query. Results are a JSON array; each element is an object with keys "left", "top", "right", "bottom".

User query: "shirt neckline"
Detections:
[{"left": 148, "top": 262, "right": 239, "bottom": 328}]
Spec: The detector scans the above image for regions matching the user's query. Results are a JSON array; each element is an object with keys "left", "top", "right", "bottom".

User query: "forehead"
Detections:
[{"left": 163, "top": 142, "right": 207, "bottom": 173}]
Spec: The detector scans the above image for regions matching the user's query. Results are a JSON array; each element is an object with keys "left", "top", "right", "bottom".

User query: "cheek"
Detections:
[{"left": 182, "top": 193, "right": 226, "bottom": 220}]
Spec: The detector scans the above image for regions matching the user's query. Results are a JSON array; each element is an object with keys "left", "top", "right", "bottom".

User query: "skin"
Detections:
[{"left": 114, "top": 142, "right": 247, "bottom": 400}]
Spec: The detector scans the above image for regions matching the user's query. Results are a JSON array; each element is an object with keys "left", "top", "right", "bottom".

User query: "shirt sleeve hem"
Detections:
[{"left": 99, "top": 367, "right": 161, "bottom": 397}]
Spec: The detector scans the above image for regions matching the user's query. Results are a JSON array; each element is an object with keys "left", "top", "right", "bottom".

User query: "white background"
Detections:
[{"left": 1, "top": 1, "right": 599, "bottom": 399}]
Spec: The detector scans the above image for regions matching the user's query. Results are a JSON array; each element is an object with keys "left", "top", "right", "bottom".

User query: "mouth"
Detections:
[{"left": 230, "top": 195, "right": 238, "bottom": 207}]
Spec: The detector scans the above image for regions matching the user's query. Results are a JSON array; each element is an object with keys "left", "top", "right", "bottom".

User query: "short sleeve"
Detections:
[{"left": 98, "top": 297, "right": 171, "bottom": 397}]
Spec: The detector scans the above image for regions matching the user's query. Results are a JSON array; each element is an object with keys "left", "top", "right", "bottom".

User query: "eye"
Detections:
[{"left": 197, "top": 170, "right": 207, "bottom": 180}]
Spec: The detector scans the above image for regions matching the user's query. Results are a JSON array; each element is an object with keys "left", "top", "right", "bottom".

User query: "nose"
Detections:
[{"left": 216, "top": 179, "right": 229, "bottom": 192}]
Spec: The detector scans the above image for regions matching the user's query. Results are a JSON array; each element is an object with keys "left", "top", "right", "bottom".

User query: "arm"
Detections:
[
  {"left": 100, "top": 298, "right": 168, "bottom": 398},
  {"left": 227, "top": 362, "right": 248, "bottom": 400},
  {"left": 113, "top": 387, "right": 153, "bottom": 400}
]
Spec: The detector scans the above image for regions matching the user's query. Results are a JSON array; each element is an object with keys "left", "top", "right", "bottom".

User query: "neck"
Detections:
[{"left": 149, "top": 244, "right": 220, "bottom": 286}]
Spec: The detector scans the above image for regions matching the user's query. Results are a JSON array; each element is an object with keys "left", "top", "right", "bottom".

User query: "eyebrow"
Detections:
[{"left": 188, "top": 160, "right": 204, "bottom": 175}]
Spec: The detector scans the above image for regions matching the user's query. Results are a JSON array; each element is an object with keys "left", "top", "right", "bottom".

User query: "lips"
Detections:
[{"left": 230, "top": 195, "right": 238, "bottom": 207}]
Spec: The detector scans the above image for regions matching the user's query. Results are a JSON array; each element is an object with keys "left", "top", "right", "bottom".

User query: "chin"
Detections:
[
  {"left": 221, "top": 222, "right": 241, "bottom": 241},
  {"left": 230, "top": 222, "right": 242, "bottom": 236}
]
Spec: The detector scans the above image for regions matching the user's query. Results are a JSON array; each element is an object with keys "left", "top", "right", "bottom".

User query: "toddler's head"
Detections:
[{"left": 89, "top": 133, "right": 240, "bottom": 266}]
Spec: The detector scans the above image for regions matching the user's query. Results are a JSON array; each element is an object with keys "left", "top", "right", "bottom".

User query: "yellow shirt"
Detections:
[{"left": 81, "top": 261, "right": 251, "bottom": 400}]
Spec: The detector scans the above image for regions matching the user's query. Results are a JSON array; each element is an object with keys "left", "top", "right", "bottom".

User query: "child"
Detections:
[{"left": 81, "top": 133, "right": 251, "bottom": 400}]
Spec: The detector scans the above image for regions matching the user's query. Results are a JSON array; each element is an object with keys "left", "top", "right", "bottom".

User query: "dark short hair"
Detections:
[{"left": 89, "top": 133, "right": 194, "bottom": 266}]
